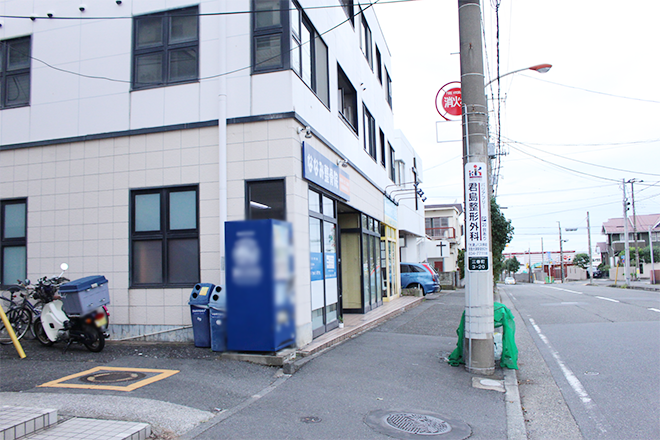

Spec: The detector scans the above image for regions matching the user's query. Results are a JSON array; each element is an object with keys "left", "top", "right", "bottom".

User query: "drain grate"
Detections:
[
  {"left": 386, "top": 413, "right": 452, "bottom": 435},
  {"left": 365, "top": 410, "right": 471, "bottom": 440}
]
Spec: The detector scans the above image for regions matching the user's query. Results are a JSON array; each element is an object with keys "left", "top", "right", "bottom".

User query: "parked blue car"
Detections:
[{"left": 400, "top": 262, "right": 441, "bottom": 295}]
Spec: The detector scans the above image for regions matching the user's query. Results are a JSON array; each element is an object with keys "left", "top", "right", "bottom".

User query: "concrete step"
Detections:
[
  {"left": 0, "top": 406, "right": 150, "bottom": 440},
  {"left": 0, "top": 405, "right": 57, "bottom": 440}
]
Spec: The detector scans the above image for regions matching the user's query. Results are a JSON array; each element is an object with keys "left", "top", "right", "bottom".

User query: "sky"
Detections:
[{"left": 374, "top": 0, "right": 660, "bottom": 256}]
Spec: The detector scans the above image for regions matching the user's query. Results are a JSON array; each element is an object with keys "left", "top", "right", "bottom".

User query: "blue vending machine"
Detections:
[{"left": 225, "top": 219, "right": 295, "bottom": 352}]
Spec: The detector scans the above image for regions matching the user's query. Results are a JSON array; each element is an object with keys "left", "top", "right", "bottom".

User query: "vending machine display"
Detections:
[{"left": 225, "top": 219, "right": 295, "bottom": 352}]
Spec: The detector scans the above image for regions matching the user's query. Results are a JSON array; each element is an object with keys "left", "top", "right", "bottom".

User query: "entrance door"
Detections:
[{"left": 309, "top": 190, "right": 339, "bottom": 338}]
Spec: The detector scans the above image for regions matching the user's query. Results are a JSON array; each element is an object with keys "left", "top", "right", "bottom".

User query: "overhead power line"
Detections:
[
  {"left": 503, "top": 136, "right": 660, "bottom": 177},
  {"left": 9, "top": 0, "right": 401, "bottom": 84},
  {"left": 0, "top": 0, "right": 418, "bottom": 20},
  {"left": 521, "top": 74, "right": 660, "bottom": 104}
]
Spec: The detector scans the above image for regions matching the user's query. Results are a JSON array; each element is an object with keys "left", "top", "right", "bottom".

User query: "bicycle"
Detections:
[
  {"left": 0, "top": 279, "right": 51, "bottom": 345},
  {"left": 0, "top": 286, "right": 32, "bottom": 344}
]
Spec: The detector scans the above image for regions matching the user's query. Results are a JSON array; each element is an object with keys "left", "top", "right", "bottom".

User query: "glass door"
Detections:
[{"left": 309, "top": 189, "right": 339, "bottom": 338}]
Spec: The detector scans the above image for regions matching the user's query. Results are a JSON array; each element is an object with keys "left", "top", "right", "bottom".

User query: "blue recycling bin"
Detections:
[
  {"left": 188, "top": 283, "right": 214, "bottom": 348},
  {"left": 208, "top": 286, "right": 227, "bottom": 352}
]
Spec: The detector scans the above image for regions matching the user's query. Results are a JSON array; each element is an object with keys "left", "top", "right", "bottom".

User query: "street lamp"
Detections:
[{"left": 485, "top": 63, "right": 552, "bottom": 87}]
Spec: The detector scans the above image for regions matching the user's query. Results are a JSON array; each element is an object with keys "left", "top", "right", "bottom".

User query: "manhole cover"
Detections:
[
  {"left": 300, "top": 416, "right": 322, "bottom": 423},
  {"left": 80, "top": 371, "right": 147, "bottom": 384},
  {"left": 386, "top": 413, "right": 451, "bottom": 435},
  {"left": 365, "top": 410, "right": 471, "bottom": 440}
]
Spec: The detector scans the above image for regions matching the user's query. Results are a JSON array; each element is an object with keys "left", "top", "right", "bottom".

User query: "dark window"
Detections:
[
  {"left": 385, "top": 68, "right": 393, "bottom": 108},
  {"left": 375, "top": 45, "right": 382, "bottom": 84},
  {"left": 132, "top": 7, "right": 199, "bottom": 89},
  {"left": 337, "top": 65, "right": 358, "bottom": 133},
  {"left": 253, "top": 0, "right": 288, "bottom": 72},
  {"left": 1, "top": 199, "right": 27, "bottom": 286},
  {"left": 379, "top": 129, "right": 386, "bottom": 167},
  {"left": 130, "top": 186, "right": 199, "bottom": 287},
  {"left": 363, "top": 105, "right": 376, "bottom": 160},
  {"left": 359, "top": 13, "right": 373, "bottom": 69},
  {"left": 388, "top": 143, "right": 395, "bottom": 182},
  {"left": 400, "top": 264, "right": 410, "bottom": 273},
  {"left": 290, "top": 2, "right": 329, "bottom": 107},
  {"left": 1, "top": 37, "right": 31, "bottom": 109},
  {"left": 247, "top": 179, "right": 286, "bottom": 220},
  {"left": 340, "top": 0, "right": 354, "bottom": 25}
]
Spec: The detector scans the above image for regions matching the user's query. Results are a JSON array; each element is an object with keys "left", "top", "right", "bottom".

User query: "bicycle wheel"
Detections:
[{"left": 0, "top": 306, "right": 32, "bottom": 344}]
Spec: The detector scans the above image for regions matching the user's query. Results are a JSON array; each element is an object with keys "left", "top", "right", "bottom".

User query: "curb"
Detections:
[{"left": 504, "top": 368, "right": 527, "bottom": 440}]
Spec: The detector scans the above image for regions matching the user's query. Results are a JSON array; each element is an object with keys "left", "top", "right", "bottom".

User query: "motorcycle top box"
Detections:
[{"left": 59, "top": 275, "right": 110, "bottom": 316}]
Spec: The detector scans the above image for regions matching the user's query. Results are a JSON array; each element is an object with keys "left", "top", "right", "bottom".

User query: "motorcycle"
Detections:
[{"left": 33, "top": 263, "right": 110, "bottom": 352}]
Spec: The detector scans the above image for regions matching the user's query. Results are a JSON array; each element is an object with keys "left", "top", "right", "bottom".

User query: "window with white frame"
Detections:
[
  {"left": 1, "top": 37, "right": 31, "bottom": 109},
  {"left": 340, "top": 0, "right": 355, "bottom": 26},
  {"left": 363, "top": 105, "right": 376, "bottom": 161},
  {"left": 359, "top": 13, "right": 373, "bottom": 69},
  {"left": 290, "top": 1, "right": 329, "bottom": 107},
  {"left": 388, "top": 144, "right": 396, "bottom": 182},
  {"left": 385, "top": 68, "right": 393, "bottom": 108},
  {"left": 132, "top": 7, "right": 199, "bottom": 89},
  {"left": 338, "top": 65, "right": 358, "bottom": 133}
]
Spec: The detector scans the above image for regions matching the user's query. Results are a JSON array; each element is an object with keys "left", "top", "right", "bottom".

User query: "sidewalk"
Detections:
[{"left": 1, "top": 290, "right": 525, "bottom": 440}]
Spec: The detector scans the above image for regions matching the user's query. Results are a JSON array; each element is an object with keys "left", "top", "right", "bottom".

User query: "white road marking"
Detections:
[
  {"left": 528, "top": 317, "right": 607, "bottom": 434},
  {"left": 649, "top": 308, "right": 660, "bottom": 313},
  {"left": 596, "top": 296, "right": 619, "bottom": 303},
  {"left": 540, "top": 286, "right": 582, "bottom": 294}
]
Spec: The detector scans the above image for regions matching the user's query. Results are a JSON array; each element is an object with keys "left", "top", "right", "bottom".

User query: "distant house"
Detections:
[
  {"left": 424, "top": 204, "right": 463, "bottom": 275},
  {"left": 601, "top": 214, "right": 660, "bottom": 266}
]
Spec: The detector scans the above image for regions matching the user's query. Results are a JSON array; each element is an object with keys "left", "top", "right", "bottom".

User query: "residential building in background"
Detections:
[
  {"left": 424, "top": 204, "right": 463, "bottom": 285},
  {"left": 601, "top": 214, "right": 660, "bottom": 279},
  {"left": 0, "top": 0, "right": 426, "bottom": 347}
]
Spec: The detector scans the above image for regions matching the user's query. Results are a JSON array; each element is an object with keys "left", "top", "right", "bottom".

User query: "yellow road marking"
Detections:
[{"left": 38, "top": 366, "right": 179, "bottom": 392}]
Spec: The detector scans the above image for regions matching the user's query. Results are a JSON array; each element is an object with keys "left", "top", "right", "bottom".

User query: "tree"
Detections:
[
  {"left": 491, "top": 197, "right": 514, "bottom": 281},
  {"left": 572, "top": 253, "right": 590, "bottom": 270},
  {"left": 633, "top": 245, "right": 660, "bottom": 264},
  {"left": 504, "top": 256, "right": 520, "bottom": 275},
  {"left": 457, "top": 249, "right": 465, "bottom": 280}
]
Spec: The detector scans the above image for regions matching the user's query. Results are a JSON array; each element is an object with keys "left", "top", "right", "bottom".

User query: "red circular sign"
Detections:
[{"left": 435, "top": 82, "right": 462, "bottom": 121}]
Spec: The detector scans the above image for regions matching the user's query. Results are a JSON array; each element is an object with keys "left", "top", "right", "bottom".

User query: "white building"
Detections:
[
  {"left": 424, "top": 204, "right": 464, "bottom": 275},
  {"left": 0, "top": 0, "right": 426, "bottom": 346}
]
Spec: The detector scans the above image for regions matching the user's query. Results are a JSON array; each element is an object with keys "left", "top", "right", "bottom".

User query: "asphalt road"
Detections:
[{"left": 500, "top": 282, "right": 660, "bottom": 440}]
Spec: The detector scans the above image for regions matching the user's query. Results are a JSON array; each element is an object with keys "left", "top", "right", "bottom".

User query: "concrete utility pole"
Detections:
[
  {"left": 558, "top": 221, "right": 565, "bottom": 283},
  {"left": 630, "top": 179, "right": 640, "bottom": 280},
  {"left": 650, "top": 226, "right": 656, "bottom": 284},
  {"left": 622, "top": 179, "right": 631, "bottom": 286},
  {"left": 587, "top": 212, "right": 593, "bottom": 285},
  {"left": 458, "top": 0, "right": 494, "bottom": 375},
  {"left": 541, "top": 238, "right": 544, "bottom": 282}
]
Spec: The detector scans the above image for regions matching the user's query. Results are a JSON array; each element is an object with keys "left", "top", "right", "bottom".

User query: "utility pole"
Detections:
[
  {"left": 458, "top": 0, "right": 494, "bottom": 375},
  {"left": 558, "top": 221, "right": 565, "bottom": 283},
  {"left": 541, "top": 238, "right": 545, "bottom": 283},
  {"left": 587, "top": 212, "right": 593, "bottom": 285},
  {"left": 622, "top": 179, "right": 631, "bottom": 286},
  {"left": 630, "top": 179, "right": 640, "bottom": 280},
  {"left": 650, "top": 226, "right": 656, "bottom": 284}
]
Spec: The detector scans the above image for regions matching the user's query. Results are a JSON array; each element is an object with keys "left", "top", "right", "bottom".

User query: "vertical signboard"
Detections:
[{"left": 465, "top": 162, "right": 490, "bottom": 271}]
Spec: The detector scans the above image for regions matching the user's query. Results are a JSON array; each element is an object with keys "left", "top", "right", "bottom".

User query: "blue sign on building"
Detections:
[{"left": 302, "top": 142, "right": 350, "bottom": 201}]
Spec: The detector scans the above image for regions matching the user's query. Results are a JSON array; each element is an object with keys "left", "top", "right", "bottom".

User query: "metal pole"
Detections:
[
  {"left": 587, "top": 212, "right": 593, "bottom": 285},
  {"left": 622, "top": 179, "right": 631, "bottom": 286},
  {"left": 458, "top": 0, "right": 494, "bottom": 375},
  {"left": 558, "top": 221, "right": 564, "bottom": 283}
]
